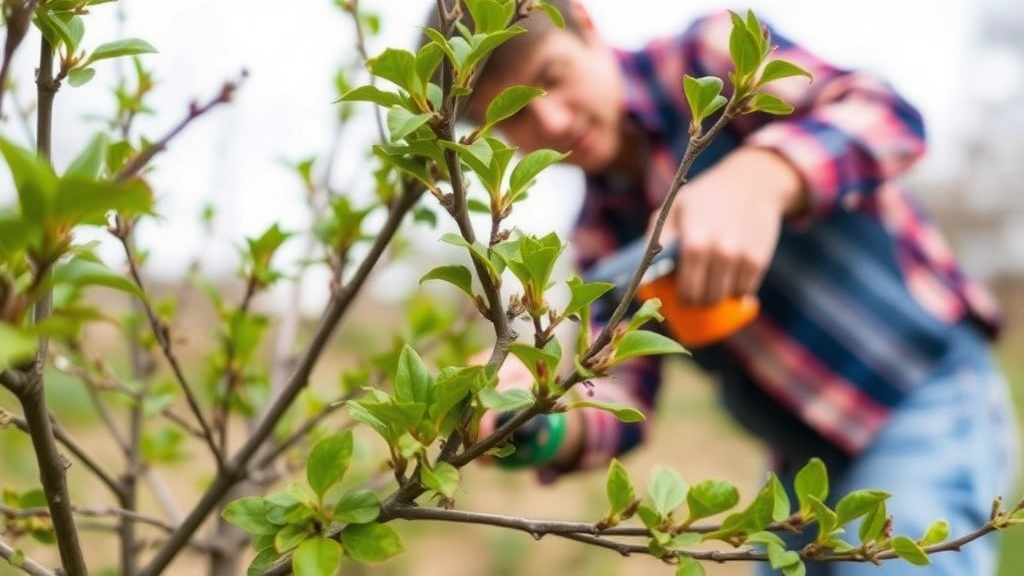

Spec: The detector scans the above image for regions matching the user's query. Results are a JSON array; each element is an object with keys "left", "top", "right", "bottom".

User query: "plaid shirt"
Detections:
[{"left": 547, "top": 11, "right": 1002, "bottom": 479}]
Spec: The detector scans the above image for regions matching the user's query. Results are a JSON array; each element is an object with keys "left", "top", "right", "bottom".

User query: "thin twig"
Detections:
[
  {"left": 345, "top": 0, "right": 386, "bottom": 142},
  {"left": 113, "top": 72, "right": 247, "bottom": 184},
  {"left": 251, "top": 395, "right": 355, "bottom": 473},
  {"left": 138, "top": 183, "right": 425, "bottom": 576},
  {"left": 4, "top": 411, "right": 123, "bottom": 499},
  {"left": 114, "top": 233, "right": 224, "bottom": 466},
  {"left": 0, "top": 503, "right": 176, "bottom": 534},
  {"left": 0, "top": 537, "right": 55, "bottom": 576},
  {"left": 215, "top": 275, "right": 260, "bottom": 454},
  {"left": 577, "top": 98, "right": 746, "bottom": 372},
  {"left": 0, "top": 0, "right": 40, "bottom": 120}
]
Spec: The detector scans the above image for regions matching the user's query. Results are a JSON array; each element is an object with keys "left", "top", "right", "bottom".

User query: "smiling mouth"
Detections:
[{"left": 568, "top": 130, "right": 590, "bottom": 154}]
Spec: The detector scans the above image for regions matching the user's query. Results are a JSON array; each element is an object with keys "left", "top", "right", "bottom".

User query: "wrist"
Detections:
[
  {"left": 729, "top": 147, "right": 807, "bottom": 216},
  {"left": 493, "top": 410, "right": 583, "bottom": 470}
]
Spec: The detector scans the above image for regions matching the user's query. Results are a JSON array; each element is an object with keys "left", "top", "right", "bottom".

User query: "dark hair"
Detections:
[{"left": 420, "top": 0, "right": 580, "bottom": 91}]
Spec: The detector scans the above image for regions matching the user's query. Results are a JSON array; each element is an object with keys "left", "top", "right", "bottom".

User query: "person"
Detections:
[{"left": 421, "top": 2, "right": 1020, "bottom": 574}]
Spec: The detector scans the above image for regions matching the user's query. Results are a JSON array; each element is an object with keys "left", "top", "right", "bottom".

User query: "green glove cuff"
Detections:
[{"left": 496, "top": 412, "right": 568, "bottom": 470}]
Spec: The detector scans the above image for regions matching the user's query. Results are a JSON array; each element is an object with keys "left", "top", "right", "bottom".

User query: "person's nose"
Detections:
[{"left": 529, "top": 96, "right": 573, "bottom": 140}]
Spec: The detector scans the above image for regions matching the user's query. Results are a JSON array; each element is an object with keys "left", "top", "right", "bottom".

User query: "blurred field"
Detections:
[{"left": 1, "top": 278, "right": 1023, "bottom": 576}]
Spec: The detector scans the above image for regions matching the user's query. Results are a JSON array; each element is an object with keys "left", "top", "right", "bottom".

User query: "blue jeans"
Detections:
[{"left": 755, "top": 322, "right": 1020, "bottom": 576}]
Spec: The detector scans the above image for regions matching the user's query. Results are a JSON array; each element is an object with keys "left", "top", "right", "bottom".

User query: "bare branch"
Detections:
[
  {"left": 113, "top": 231, "right": 224, "bottom": 466},
  {"left": 0, "top": 503, "right": 176, "bottom": 534},
  {"left": 3, "top": 410, "right": 122, "bottom": 497},
  {"left": 114, "top": 72, "right": 248, "bottom": 184},
  {"left": 0, "top": 0, "right": 40, "bottom": 119},
  {"left": 343, "top": 0, "right": 386, "bottom": 143},
  {"left": 0, "top": 537, "right": 56, "bottom": 576}
]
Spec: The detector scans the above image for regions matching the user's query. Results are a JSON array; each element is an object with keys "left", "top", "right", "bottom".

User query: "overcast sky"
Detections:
[{"left": 1, "top": 1, "right": 1014, "bottom": 294}]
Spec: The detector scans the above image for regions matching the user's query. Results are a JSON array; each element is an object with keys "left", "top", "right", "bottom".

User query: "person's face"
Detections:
[{"left": 465, "top": 10, "right": 624, "bottom": 174}]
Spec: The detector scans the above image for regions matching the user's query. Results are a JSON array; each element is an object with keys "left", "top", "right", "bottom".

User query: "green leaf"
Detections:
[
  {"left": 340, "top": 523, "right": 404, "bottom": 563},
  {"left": 247, "top": 547, "right": 279, "bottom": 576},
  {"left": 782, "top": 562, "right": 807, "bottom": 576},
  {"left": 420, "top": 461, "right": 460, "bottom": 499},
  {"left": 919, "top": 519, "right": 950, "bottom": 547},
  {"left": 414, "top": 41, "right": 444, "bottom": 92},
  {"left": 18, "top": 489, "right": 47, "bottom": 508},
  {"left": 0, "top": 211, "right": 33, "bottom": 256},
  {"left": 64, "top": 133, "right": 108, "bottom": 179},
  {"left": 793, "top": 458, "right": 828, "bottom": 515},
  {"left": 507, "top": 341, "right": 559, "bottom": 384},
  {"left": 891, "top": 535, "right": 930, "bottom": 566},
  {"left": 613, "top": 330, "right": 687, "bottom": 363},
  {"left": 565, "top": 276, "right": 614, "bottom": 318},
  {"left": 685, "top": 479, "right": 740, "bottom": 525},
  {"left": 368, "top": 48, "right": 418, "bottom": 93},
  {"left": 746, "top": 530, "right": 787, "bottom": 548},
  {"left": 648, "top": 466, "right": 688, "bottom": 518},
  {"left": 306, "top": 430, "right": 354, "bottom": 499},
  {"left": 536, "top": 1, "right": 565, "bottom": 28},
  {"left": 508, "top": 149, "right": 566, "bottom": 199},
  {"left": 53, "top": 177, "right": 153, "bottom": 225},
  {"left": 767, "top": 543, "right": 802, "bottom": 569},
  {"left": 0, "top": 136, "right": 58, "bottom": 223},
  {"left": 748, "top": 93, "right": 794, "bottom": 115},
  {"left": 606, "top": 459, "right": 636, "bottom": 517},
  {"left": 835, "top": 489, "right": 889, "bottom": 527},
  {"left": 682, "top": 75, "right": 726, "bottom": 124},
  {"left": 483, "top": 85, "right": 544, "bottom": 128},
  {"left": 420, "top": 264, "right": 475, "bottom": 300},
  {"left": 275, "top": 523, "right": 311, "bottom": 554},
  {"left": 807, "top": 496, "right": 838, "bottom": 540},
  {"left": 0, "top": 322, "right": 38, "bottom": 371},
  {"left": 462, "top": 29, "right": 524, "bottom": 77},
  {"left": 430, "top": 365, "right": 484, "bottom": 425},
  {"left": 33, "top": 11, "right": 75, "bottom": 51},
  {"left": 386, "top": 106, "right": 433, "bottom": 141},
  {"left": 626, "top": 298, "right": 666, "bottom": 332},
  {"left": 675, "top": 556, "right": 706, "bottom": 576},
  {"left": 336, "top": 84, "right": 403, "bottom": 108},
  {"left": 67, "top": 67, "right": 96, "bottom": 87},
  {"left": 477, "top": 386, "right": 533, "bottom": 412},
  {"left": 728, "top": 11, "right": 761, "bottom": 80},
  {"left": 759, "top": 59, "right": 812, "bottom": 85},
  {"left": 222, "top": 497, "right": 278, "bottom": 535},
  {"left": 334, "top": 489, "right": 381, "bottom": 524},
  {"left": 768, "top": 474, "right": 791, "bottom": 523},
  {"left": 465, "top": 0, "right": 513, "bottom": 34},
  {"left": 85, "top": 38, "right": 157, "bottom": 65},
  {"left": 395, "top": 344, "right": 432, "bottom": 405},
  {"left": 440, "top": 232, "right": 499, "bottom": 284},
  {"left": 859, "top": 499, "right": 888, "bottom": 542},
  {"left": 565, "top": 399, "right": 644, "bottom": 423},
  {"left": 292, "top": 537, "right": 342, "bottom": 576},
  {"left": 53, "top": 256, "right": 143, "bottom": 297}
]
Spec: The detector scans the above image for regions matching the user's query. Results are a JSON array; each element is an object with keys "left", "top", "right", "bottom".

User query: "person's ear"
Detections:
[{"left": 568, "top": 1, "right": 600, "bottom": 41}]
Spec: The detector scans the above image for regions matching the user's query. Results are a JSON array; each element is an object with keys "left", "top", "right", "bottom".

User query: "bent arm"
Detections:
[{"left": 682, "top": 11, "right": 927, "bottom": 221}]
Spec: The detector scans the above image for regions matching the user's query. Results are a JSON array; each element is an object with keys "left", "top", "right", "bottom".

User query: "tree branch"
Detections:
[
  {"left": 577, "top": 98, "right": 746, "bottom": 372},
  {"left": 113, "top": 72, "right": 247, "bottom": 184},
  {"left": 113, "top": 231, "right": 224, "bottom": 466},
  {"left": 3, "top": 411, "right": 123, "bottom": 497},
  {"left": 343, "top": 0, "right": 386, "bottom": 143},
  {"left": 0, "top": 537, "right": 56, "bottom": 576},
  {"left": 0, "top": 503, "right": 176, "bottom": 534},
  {"left": 0, "top": 0, "right": 40, "bottom": 120},
  {"left": 138, "top": 183, "right": 425, "bottom": 576}
]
